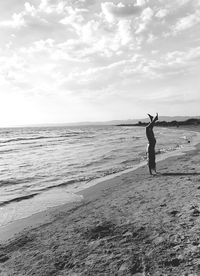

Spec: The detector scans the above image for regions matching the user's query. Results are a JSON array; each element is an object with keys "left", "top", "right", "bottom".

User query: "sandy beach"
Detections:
[{"left": 1, "top": 127, "right": 200, "bottom": 275}]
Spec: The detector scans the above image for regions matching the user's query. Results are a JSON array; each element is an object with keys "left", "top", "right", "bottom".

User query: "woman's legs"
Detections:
[
  {"left": 146, "top": 113, "right": 158, "bottom": 141},
  {"left": 147, "top": 113, "right": 158, "bottom": 128}
]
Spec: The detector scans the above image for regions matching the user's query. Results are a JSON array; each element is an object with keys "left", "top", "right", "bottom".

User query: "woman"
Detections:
[{"left": 146, "top": 113, "right": 158, "bottom": 175}]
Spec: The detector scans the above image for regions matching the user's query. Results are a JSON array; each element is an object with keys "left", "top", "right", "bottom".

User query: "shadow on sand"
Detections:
[{"left": 161, "top": 172, "right": 200, "bottom": 176}]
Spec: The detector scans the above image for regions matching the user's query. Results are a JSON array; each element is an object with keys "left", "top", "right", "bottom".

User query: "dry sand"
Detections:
[{"left": 1, "top": 127, "right": 200, "bottom": 275}]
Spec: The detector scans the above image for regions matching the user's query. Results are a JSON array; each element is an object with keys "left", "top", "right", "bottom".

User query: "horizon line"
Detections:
[{"left": 0, "top": 115, "right": 200, "bottom": 128}]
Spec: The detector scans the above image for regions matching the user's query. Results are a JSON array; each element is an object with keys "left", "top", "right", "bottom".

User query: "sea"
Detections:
[{"left": 0, "top": 125, "right": 197, "bottom": 227}]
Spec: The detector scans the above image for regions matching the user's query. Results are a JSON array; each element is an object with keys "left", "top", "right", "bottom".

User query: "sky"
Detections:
[{"left": 0, "top": 0, "right": 200, "bottom": 126}]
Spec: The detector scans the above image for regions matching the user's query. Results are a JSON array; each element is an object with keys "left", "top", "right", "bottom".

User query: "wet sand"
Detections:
[{"left": 1, "top": 126, "right": 200, "bottom": 275}]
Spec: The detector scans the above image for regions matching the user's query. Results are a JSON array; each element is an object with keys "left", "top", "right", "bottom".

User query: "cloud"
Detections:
[
  {"left": 136, "top": 0, "right": 148, "bottom": 7},
  {"left": 135, "top": 7, "right": 154, "bottom": 33},
  {"left": 155, "top": 9, "right": 168, "bottom": 19},
  {"left": 0, "top": 0, "right": 200, "bottom": 125},
  {"left": 101, "top": 2, "right": 142, "bottom": 22},
  {"left": 147, "top": 33, "right": 156, "bottom": 43},
  {"left": 173, "top": 10, "right": 200, "bottom": 32},
  {"left": 116, "top": 19, "right": 132, "bottom": 45},
  {"left": 58, "top": 53, "right": 166, "bottom": 97},
  {"left": 59, "top": 6, "right": 86, "bottom": 27},
  {"left": 0, "top": 1, "right": 67, "bottom": 32},
  {"left": 165, "top": 47, "right": 200, "bottom": 65},
  {"left": 24, "top": 2, "right": 36, "bottom": 16},
  {"left": 138, "top": 46, "right": 200, "bottom": 80},
  {"left": 0, "top": 12, "right": 25, "bottom": 28}
]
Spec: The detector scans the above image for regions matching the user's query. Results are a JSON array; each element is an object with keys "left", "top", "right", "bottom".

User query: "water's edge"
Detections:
[{"left": 1, "top": 129, "right": 199, "bottom": 229}]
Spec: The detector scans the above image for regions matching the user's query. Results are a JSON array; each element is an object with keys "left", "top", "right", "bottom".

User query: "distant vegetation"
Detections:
[{"left": 117, "top": 118, "right": 200, "bottom": 127}]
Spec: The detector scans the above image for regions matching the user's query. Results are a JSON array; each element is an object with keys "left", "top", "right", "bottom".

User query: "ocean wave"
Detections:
[
  {"left": 0, "top": 178, "right": 33, "bottom": 187},
  {"left": 37, "top": 179, "right": 79, "bottom": 192},
  {"left": 0, "top": 132, "right": 90, "bottom": 145},
  {"left": 0, "top": 136, "right": 51, "bottom": 144},
  {"left": 0, "top": 179, "right": 21, "bottom": 187},
  {"left": 59, "top": 133, "right": 84, "bottom": 138},
  {"left": 156, "top": 144, "right": 181, "bottom": 154},
  {"left": 0, "top": 149, "right": 18, "bottom": 154},
  {"left": 95, "top": 167, "right": 125, "bottom": 177},
  {"left": 134, "top": 136, "right": 142, "bottom": 140},
  {"left": 82, "top": 156, "right": 112, "bottom": 168},
  {"left": 120, "top": 158, "right": 138, "bottom": 165},
  {"left": 0, "top": 193, "right": 39, "bottom": 207}
]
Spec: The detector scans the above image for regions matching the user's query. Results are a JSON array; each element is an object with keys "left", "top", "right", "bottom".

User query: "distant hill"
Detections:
[
  {"left": 11, "top": 116, "right": 200, "bottom": 128},
  {"left": 117, "top": 117, "right": 200, "bottom": 127},
  {"left": 62, "top": 116, "right": 200, "bottom": 126},
  {"left": 130, "top": 116, "right": 200, "bottom": 124}
]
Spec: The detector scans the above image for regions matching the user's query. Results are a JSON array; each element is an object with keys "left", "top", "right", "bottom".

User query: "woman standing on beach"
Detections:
[{"left": 146, "top": 113, "right": 158, "bottom": 175}]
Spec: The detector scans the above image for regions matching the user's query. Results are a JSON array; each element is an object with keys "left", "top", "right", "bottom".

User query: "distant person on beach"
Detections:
[{"left": 146, "top": 113, "right": 158, "bottom": 175}]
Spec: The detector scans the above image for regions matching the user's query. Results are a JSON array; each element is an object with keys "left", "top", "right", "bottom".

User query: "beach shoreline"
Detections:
[
  {"left": 2, "top": 125, "right": 193, "bottom": 228},
  {"left": 0, "top": 127, "right": 199, "bottom": 243},
  {"left": 1, "top": 126, "right": 200, "bottom": 275}
]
